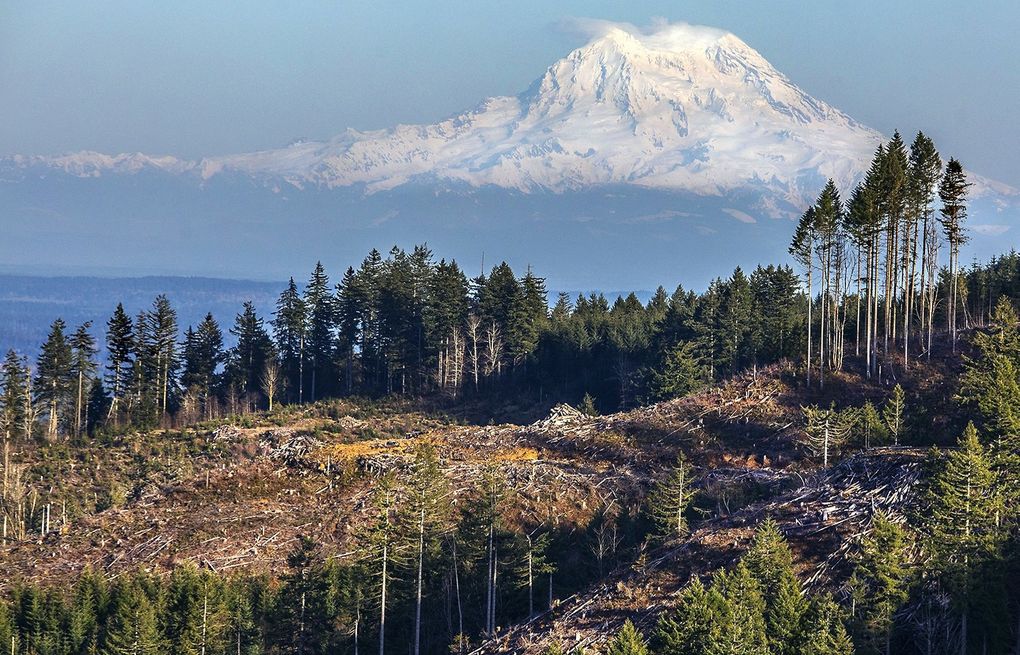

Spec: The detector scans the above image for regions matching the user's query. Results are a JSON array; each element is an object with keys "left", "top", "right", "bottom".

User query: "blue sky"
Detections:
[{"left": 2, "top": 1, "right": 1018, "bottom": 186}]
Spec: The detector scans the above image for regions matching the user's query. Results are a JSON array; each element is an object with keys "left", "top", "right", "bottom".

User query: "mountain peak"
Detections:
[{"left": 5, "top": 21, "right": 1012, "bottom": 213}]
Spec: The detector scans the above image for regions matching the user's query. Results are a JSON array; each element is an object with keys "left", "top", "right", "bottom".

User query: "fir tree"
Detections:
[
  {"left": 273, "top": 278, "right": 307, "bottom": 403},
  {"left": 335, "top": 267, "right": 360, "bottom": 395},
  {"left": 646, "top": 454, "right": 696, "bottom": 540},
  {"left": 743, "top": 519, "right": 807, "bottom": 655},
  {"left": 578, "top": 392, "right": 598, "bottom": 417},
  {"left": 101, "top": 578, "right": 162, "bottom": 655},
  {"left": 709, "top": 562, "right": 769, "bottom": 655},
  {"left": 653, "top": 578, "right": 717, "bottom": 655},
  {"left": 939, "top": 158, "right": 970, "bottom": 351},
  {"left": 605, "top": 620, "right": 648, "bottom": 655},
  {"left": 800, "top": 595, "right": 854, "bottom": 655},
  {"left": 228, "top": 302, "right": 274, "bottom": 409},
  {"left": 852, "top": 511, "right": 911, "bottom": 655},
  {"left": 801, "top": 403, "right": 858, "bottom": 467},
  {"left": 882, "top": 384, "right": 906, "bottom": 446},
  {"left": 140, "top": 295, "right": 180, "bottom": 417},
  {"left": 649, "top": 341, "right": 706, "bottom": 402},
  {"left": 181, "top": 313, "right": 225, "bottom": 417},
  {"left": 69, "top": 322, "right": 98, "bottom": 440},
  {"left": 35, "top": 318, "right": 72, "bottom": 440},
  {"left": 85, "top": 378, "right": 111, "bottom": 435},
  {"left": 859, "top": 401, "right": 888, "bottom": 450},
  {"left": 923, "top": 424, "right": 1003, "bottom": 653},
  {"left": 105, "top": 303, "right": 134, "bottom": 424},
  {"left": 304, "top": 262, "right": 336, "bottom": 401},
  {"left": 0, "top": 350, "right": 28, "bottom": 442}
]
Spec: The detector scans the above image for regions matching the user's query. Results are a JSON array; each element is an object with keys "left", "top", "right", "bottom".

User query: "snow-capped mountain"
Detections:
[
  {"left": 6, "top": 25, "right": 887, "bottom": 203},
  {"left": 1, "top": 22, "right": 1017, "bottom": 287},
  {"left": 192, "top": 25, "right": 882, "bottom": 205}
]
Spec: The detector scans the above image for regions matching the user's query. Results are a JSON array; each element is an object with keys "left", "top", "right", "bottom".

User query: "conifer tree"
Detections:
[
  {"left": 273, "top": 278, "right": 308, "bottom": 403},
  {"left": 85, "top": 378, "right": 111, "bottom": 435},
  {"left": 649, "top": 342, "right": 705, "bottom": 402},
  {"left": 140, "top": 295, "right": 180, "bottom": 417},
  {"left": 790, "top": 206, "right": 817, "bottom": 385},
  {"left": 800, "top": 595, "right": 854, "bottom": 655},
  {"left": 846, "top": 147, "right": 886, "bottom": 378},
  {"left": 923, "top": 424, "right": 1002, "bottom": 654},
  {"left": 228, "top": 302, "right": 274, "bottom": 409},
  {"left": 709, "top": 562, "right": 769, "bottom": 655},
  {"left": 0, "top": 350, "right": 28, "bottom": 443},
  {"left": 939, "top": 158, "right": 970, "bottom": 351},
  {"left": 405, "top": 443, "right": 451, "bottom": 655},
  {"left": 859, "top": 401, "right": 888, "bottom": 450},
  {"left": 69, "top": 322, "right": 98, "bottom": 439},
  {"left": 605, "top": 620, "right": 648, "bottom": 655},
  {"left": 907, "top": 132, "right": 942, "bottom": 360},
  {"left": 304, "top": 262, "right": 336, "bottom": 401},
  {"left": 646, "top": 454, "right": 696, "bottom": 540},
  {"left": 881, "top": 132, "right": 909, "bottom": 354},
  {"left": 355, "top": 250, "right": 385, "bottom": 393},
  {"left": 719, "top": 267, "right": 755, "bottom": 375},
  {"left": 653, "top": 578, "right": 717, "bottom": 655},
  {"left": 958, "top": 296, "right": 1020, "bottom": 443},
  {"left": 335, "top": 267, "right": 360, "bottom": 395},
  {"left": 882, "top": 384, "right": 906, "bottom": 446},
  {"left": 363, "top": 473, "right": 402, "bottom": 655},
  {"left": 853, "top": 511, "right": 911, "bottom": 655},
  {"left": 35, "top": 318, "right": 72, "bottom": 440},
  {"left": 181, "top": 313, "right": 225, "bottom": 417},
  {"left": 105, "top": 303, "right": 134, "bottom": 423},
  {"left": 801, "top": 404, "right": 858, "bottom": 467},
  {"left": 513, "top": 268, "right": 549, "bottom": 366},
  {"left": 68, "top": 568, "right": 107, "bottom": 654},
  {"left": 744, "top": 519, "right": 807, "bottom": 655},
  {"left": 101, "top": 578, "right": 162, "bottom": 655}
]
